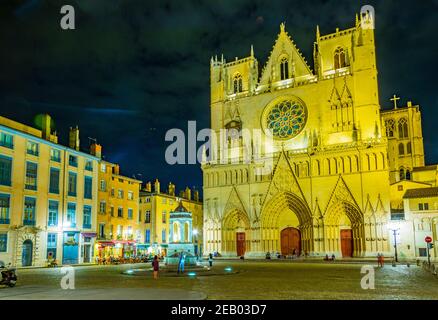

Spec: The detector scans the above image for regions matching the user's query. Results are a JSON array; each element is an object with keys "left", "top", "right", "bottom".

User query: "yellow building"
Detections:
[
  {"left": 203, "top": 14, "right": 393, "bottom": 258},
  {"left": 381, "top": 101, "right": 425, "bottom": 184},
  {"left": 0, "top": 114, "right": 99, "bottom": 266},
  {"left": 94, "top": 158, "right": 142, "bottom": 260},
  {"left": 202, "top": 12, "right": 438, "bottom": 262},
  {"left": 139, "top": 179, "right": 203, "bottom": 256}
]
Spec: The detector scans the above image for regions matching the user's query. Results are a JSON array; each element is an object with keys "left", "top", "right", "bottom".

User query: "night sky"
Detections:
[{"left": 1, "top": 0, "right": 437, "bottom": 194}]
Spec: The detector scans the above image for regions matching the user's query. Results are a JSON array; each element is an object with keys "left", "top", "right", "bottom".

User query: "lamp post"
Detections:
[
  {"left": 392, "top": 229, "right": 399, "bottom": 263},
  {"left": 388, "top": 222, "right": 401, "bottom": 264}
]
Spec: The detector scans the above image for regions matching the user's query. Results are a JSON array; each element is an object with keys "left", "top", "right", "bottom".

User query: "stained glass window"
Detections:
[{"left": 265, "top": 98, "right": 307, "bottom": 140}]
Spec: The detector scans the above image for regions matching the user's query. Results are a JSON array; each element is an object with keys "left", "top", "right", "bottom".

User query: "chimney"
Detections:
[
  {"left": 185, "top": 187, "right": 191, "bottom": 201},
  {"left": 69, "top": 126, "right": 80, "bottom": 151},
  {"left": 194, "top": 190, "right": 199, "bottom": 202},
  {"left": 145, "top": 181, "right": 152, "bottom": 192},
  {"left": 113, "top": 164, "right": 120, "bottom": 175},
  {"left": 90, "top": 143, "right": 102, "bottom": 158},
  {"left": 168, "top": 182, "right": 175, "bottom": 196},
  {"left": 154, "top": 179, "right": 160, "bottom": 193},
  {"left": 42, "top": 114, "right": 52, "bottom": 141}
]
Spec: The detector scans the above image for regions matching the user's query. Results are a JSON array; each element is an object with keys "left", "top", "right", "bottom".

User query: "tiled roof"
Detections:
[{"left": 403, "top": 187, "right": 438, "bottom": 199}]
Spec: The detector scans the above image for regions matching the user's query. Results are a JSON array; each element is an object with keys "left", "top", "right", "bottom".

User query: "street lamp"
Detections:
[{"left": 388, "top": 223, "right": 400, "bottom": 263}]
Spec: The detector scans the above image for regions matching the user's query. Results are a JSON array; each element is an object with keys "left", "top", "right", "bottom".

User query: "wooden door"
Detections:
[
  {"left": 340, "top": 229, "right": 353, "bottom": 257},
  {"left": 280, "top": 227, "right": 301, "bottom": 256},
  {"left": 236, "top": 232, "right": 245, "bottom": 256}
]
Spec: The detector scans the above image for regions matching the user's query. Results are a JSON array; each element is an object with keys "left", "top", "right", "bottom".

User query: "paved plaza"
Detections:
[{"left": 1, "top": 260, "right": 437, "bottom": 300}]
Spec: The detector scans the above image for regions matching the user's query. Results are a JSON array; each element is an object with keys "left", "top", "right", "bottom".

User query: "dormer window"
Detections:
[
  {"left": 334, "top": 47, "right": 347, "bottom": 69},
  {"left": 280, "top": 57, "right": 289, "bottom": 80},
  {"left": 233, "top": 73, "right": 243, "bottom": 94}
]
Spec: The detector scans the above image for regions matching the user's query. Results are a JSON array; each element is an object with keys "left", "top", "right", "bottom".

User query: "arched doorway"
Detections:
[
  {"left": 261, "top": 192, "right": 313, "bottom": 254},
  {"left": 280, "top": 227, "right": 301, "bottom": 256},
  {"left": 222, "top": 210, "right": 250, "bottom": 257},
  {"left": 324, "top": 201, "right": 364, "bottom": 257},
  {"left": 22, "top": 239, "right": 33, "bottom": 266}
]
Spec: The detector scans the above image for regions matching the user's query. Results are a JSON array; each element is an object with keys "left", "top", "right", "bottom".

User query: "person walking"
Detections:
[
  {"left": 152, "top": 255, "right": 159, "bottom": 279},
  {"left": 209, "top": 253, "right": 214, "bottom": 266}
]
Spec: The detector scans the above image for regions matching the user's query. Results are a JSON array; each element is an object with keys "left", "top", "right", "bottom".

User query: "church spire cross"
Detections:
[{"left": 390, "top": 94, "right": 401, "bottom": 109}]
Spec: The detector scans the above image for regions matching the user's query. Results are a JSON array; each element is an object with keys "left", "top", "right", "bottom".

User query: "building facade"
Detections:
[
  {"left": 0, "top": 115, "right": 99, "bottom": 267},
  {"left": 94, "top": 159, "right": 142, "bottom": 260},
  {"left": 139, "top": 180, "right": 203, "bottom": 256},
  {"left": 202, "top": 14, "right": 405, "bottom": 258}
]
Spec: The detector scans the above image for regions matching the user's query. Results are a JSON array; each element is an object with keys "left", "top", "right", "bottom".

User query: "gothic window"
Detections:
[
  {"left": 398, "top": 118, "right": 409, "bottom": 138},
  {"left": 280, "top": 57, "right": 289, "bottom": 80},
  {"left": 406, "top": 169, "right": 411, "bottom": 180},
  {"left": 399, "top": 168, "right": 405, "bottom": 180},
  {"left": 233, "top": 73, "right": 243, "bottom": 94},
  {"left": 385, "top": 119, "right": 395, "bottom": 138},
  {"left": 407, "top": 142, "right": 412, "bottom": 154},
  {"left": 398, "top": 143, "right": 405, "bottom": 155},
  {"left": 334, "top": 47, "right": 347, "bottom": 69}
]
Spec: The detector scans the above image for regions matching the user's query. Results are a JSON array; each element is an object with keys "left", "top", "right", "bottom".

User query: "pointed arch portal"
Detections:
[
  {"left": 260, "top": 192, "right": 313, "bottom": 255},
  {"left": 222, "top": 209, "right": 251, "bottom": 257}
]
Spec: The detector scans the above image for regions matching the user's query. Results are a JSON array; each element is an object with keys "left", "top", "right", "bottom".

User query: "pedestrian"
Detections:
[
  {"left": 177, "top": 252, "right": 182, "bottom": 273},
  {"left": 380, "top": 253, "right": 385, "bottom": 267},
  {"left": 208, "top": 253, "right": 213, "bottom": 267},
  {"left": 180, "top": 253, "right": 186, "bottom": 273},
  {"left": 152, "top": 255, "right": 159, "bottom": 279}
]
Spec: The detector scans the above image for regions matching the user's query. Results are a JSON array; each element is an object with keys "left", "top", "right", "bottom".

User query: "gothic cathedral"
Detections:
[{"left": 202, "top": 13, "right": 428, "bottom": 258}]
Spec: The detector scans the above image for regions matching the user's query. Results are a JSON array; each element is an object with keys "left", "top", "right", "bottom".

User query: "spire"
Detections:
[
  {"left": 250, "top": 44, "right": 254, "bottom": 57},
  {"left": 355, "top": 13, "right": 359, "bottom": 27},
  {"left": 280, "top": 22, "right": 285, "bottom": 33},
  {"left": 221, "top": 54, "right": 224, "bottom": 63},
  {"left": 316, "top": 25, "right": 320, "bottom": 40}
]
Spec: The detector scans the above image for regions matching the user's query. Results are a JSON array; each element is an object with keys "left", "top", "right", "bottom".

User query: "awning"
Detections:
[
  {"left": 136, "top": 244, "right": 150, "bottom": 249},
  {"left": 81, "top": 232, "right": 97, "bottom": 237}
]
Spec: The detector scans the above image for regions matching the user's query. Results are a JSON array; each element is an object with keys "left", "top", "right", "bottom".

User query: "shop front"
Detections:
[{"left": 95, "top": 240, "right": 137, "bottom": 261}]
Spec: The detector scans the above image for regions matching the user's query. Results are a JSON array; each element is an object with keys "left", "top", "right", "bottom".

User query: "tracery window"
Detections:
[
  {"left": 280, "top": 57, "right": 289, "bottom": 80},
  {"left": 407, "top": 142, "right": 412, "bottom": 154},
  {"left": 265, "top": 98, "right": 307, "bottom": 140},
  {"left": 399, "top": 168, "right": 405, "bottom": 180},
  {"left": 398, "top": 143, "right": 405, "bottom": 156},
  {"left": 233, "top": 73, "right": 243, "bottom": 94},
  {"left": 385, "top": 119, "right": 395, "bottom": 138},
  {"left": 398, "top": 118, "right": 409, "bottom": 138},
  {"left": 334, "top": 47, "right": 347, "bottom": 69}
]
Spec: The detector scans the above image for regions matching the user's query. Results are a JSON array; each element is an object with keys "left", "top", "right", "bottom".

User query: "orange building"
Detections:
[{"left": 94, "top": 156, "right": 142, "bottom": 261}]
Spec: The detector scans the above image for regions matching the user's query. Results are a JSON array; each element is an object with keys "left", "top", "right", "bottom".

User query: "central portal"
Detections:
[{"left": 280, "top": 227, "right": 301, "bottom": 256}]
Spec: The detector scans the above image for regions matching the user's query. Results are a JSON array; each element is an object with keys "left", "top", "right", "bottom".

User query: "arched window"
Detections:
[
  {"left": 398, "top": 118, "right": 409, "bottom": 138},
  {"left": 406, "top": 169, "right": 411, "bottom": 180},
  {"left": 233, "top": 73, "right": 243, "bottom": 94},
  {"left": 280, "top": 57, "right": 289, "bottom": 80},
  {"left": 398, "top": 143, "right": 405, "bottom": 155},
  {"left": 399, "top": 168, "right": 405, "bottom": 180},
  {"left": 407, "top": 142, "right": 412, "bottom": 154},
  {"left": 334, "top": 47, "right": 346, "bottom": 69},
  {"left": 385, "top": 119, "right": 395, "bottom": 138}
]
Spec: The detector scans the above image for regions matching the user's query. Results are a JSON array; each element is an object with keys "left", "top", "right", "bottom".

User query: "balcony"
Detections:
[
  {"left": 0, "top": 218, "right": 10, "bottom": 224},
  {"left": 23, "top": 219, "right": 36, "bottom": 226}
]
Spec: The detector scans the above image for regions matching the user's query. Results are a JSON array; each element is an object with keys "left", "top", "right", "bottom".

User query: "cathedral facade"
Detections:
[{"left": 202, "top": 14, "right": 431, "bottom": 259}]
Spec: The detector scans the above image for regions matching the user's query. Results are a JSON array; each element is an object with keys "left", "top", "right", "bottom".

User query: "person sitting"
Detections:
[
  {"left": 324, "top": 254, "right": 329, "bottom": 261},
  {"left": 331, "top": 254, "right": 336, "bottom": 261},
  {"left": 265, "top": 252, "right": 271, "bottom": 260}
]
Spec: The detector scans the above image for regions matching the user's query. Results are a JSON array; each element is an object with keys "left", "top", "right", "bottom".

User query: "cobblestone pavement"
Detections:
[{"left": 1, "top": 260, "right": 437, "bottom": 300}]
